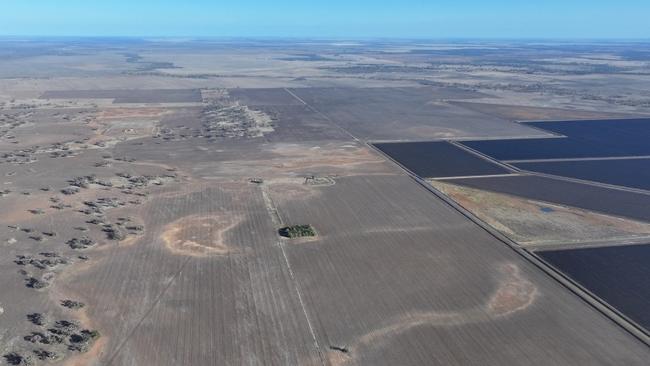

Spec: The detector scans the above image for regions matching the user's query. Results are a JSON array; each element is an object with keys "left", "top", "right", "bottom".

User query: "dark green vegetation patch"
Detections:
[{"left": 279, "top": 224, "right": 316, "bottom": 238}]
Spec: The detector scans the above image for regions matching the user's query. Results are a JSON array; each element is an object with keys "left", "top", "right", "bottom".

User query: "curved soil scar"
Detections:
[
  {"left": 161, "top": 214, "right": 242, "bottom": 257},
  {"left": 487, "top": 263, "right": 538, "bottom": 317},
  {"left": 330, "top": 263, "right": 538, "bottom": 365}
]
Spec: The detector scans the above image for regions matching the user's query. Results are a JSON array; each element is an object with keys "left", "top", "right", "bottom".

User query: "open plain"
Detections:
[{"left": 1, "top": 38, "right": 650, "bottom": 365}]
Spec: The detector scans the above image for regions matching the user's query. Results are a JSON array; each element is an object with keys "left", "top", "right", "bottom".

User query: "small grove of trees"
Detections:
[{"left": 279, "top": 225, "right": 316, "bottom": 238}]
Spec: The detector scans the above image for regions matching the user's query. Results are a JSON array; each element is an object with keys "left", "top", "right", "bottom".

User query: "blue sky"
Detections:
[{"left": 1, "top": 0, "right": 648, "bottom": 38}]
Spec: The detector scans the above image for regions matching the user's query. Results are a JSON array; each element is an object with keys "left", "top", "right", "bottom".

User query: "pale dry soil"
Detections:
[{"left": 429, "top": 179, "right": 650, "bottom": 247}]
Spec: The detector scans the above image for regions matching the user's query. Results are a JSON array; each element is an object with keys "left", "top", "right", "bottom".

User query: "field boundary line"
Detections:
[
  {"left": 283, "top": 87, "right": 361, "bottom": 142},
  {"left": 433, "top": 173, "right": 521, "bottom": 180},
  {"left": 105, "top": 256, "right": 192, "bottom": 365},
  {"left": 449, "top": 140, "right": 521, "bottom": 173},
  {"left": 260, "top": 184, "right": 326, "bottom": 366},
  {"left": 522, "top": 171, "right": 650, "bottom": 196},
  {"left": 505, "top": 155, "right": 650, "bottom": 163}
]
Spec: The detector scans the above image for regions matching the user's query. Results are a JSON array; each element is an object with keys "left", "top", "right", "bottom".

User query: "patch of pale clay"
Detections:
[
  {"left": 90, "top": 229, "right": 143, "bottom": 251},
  {"left": 96, "top": 107, "right": 170, "bottom": 120},
  {"left": 330, "top": 310, "right": 471, "bottom": 366},
  {"left": 105, "top": 158, "right": 182, "bottom": 174},
  {"left": 199, "top": 145, "right": 393, "bottom": 181},
  {"left": 487, "top": 263, "right": 538, "bottom": 316},
  {"left": 335, "top": 263, "right": 536, "bottom": 365},
  {"left": 327, "top": 349, "right": 353, "bottom": 366},
  {"left": 266, "top": 178, "right": 323, "bottom": 202},
  {"left": 295, "top": 354, "right": 331, "bottom": 366},
  {"left": 79, "top": 108, "right": 170, "bottom": 146},
  {"left": 0, "top": 195, "right": 53, "bottom": 223},
  {"left": 265, "top": 143, "right": 387, "bottom": 173},
  {"left": 161, "top": 214, "right": 241, "bottom": 257},
  {"left": 118, "top": 229, "right": 144, "bottom": 247},
  {"left": 431, "top": 183, "right": 517, "bottom": 236},
  {"left": 406, "top": 126, "right": 465, "bottom": 138},
  {"left": 429, "top": 180, "right": 650, "bottom": 245},
  {"left": 151, "top": 182, "right": 237, "bottom": 202}
]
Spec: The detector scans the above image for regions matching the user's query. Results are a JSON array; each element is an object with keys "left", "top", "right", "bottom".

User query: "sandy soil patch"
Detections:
[
  {"left": 267, "top": 143, "right": 385, "bottom": 172},
  {"left": 161, "top": 214, "right": 241, "bottom": 257},
  {"left": 96, "top": 107, "right": 170, "bottom": 120},
  {"left": 487, "top": 263, "right": 538, "bottom": 316},
  {"left": 199, "top": 142, "right": 391, "bottom": 182},
  {"left": 265, "top": 177, "right": 325, "bottom": 202},
  {"left": 430, "top": 179, "right": 650, "bottom": 246}
]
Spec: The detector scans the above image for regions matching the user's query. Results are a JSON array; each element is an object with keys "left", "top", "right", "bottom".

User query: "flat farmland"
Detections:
[
  {"left": 227, "top": 88, "right": 304, "bottom": 106},
  {"left": 255, "top": 105, "right": 352, "bottom": 142},
  {"left": 287, "top": 87, "right": 548, "bottom": 141},
  {"left": 268, "top": 174, "right": 650, "bottom": 365},
  {"left": 55, "top": 183, "right": 321, "bottom": 366},
  {"left": 224, "top": 88, "right": 353, "bottom": 142},
  {"left": 373, "top": 141, "right": 510, "bottom": 178}
]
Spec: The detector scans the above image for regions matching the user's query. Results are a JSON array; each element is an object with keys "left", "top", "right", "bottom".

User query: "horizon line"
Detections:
[{"left": 1, "top": 35, "right": 649, "bottom": 42}]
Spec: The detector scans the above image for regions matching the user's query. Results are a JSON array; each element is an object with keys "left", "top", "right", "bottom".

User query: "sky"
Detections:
[{"left": 1, "top": 0, "right": 648, "bottom": 39}]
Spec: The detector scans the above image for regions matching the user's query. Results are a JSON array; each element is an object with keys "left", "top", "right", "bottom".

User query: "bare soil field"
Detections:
[
  {"left": 256, "top": 105, "right": 352, "bottom": 142},
  {"left": 57, "top": 183, "right": 322, "bottom": 366},
  {"left": 227, "top": 88, "right": 305, "bottom": 106},
  {"left": 287, "top": 87, "right": 552, "bottom": 141},
  {"left": 269, "top": 174, "right": 649, "bottom": 365}
]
